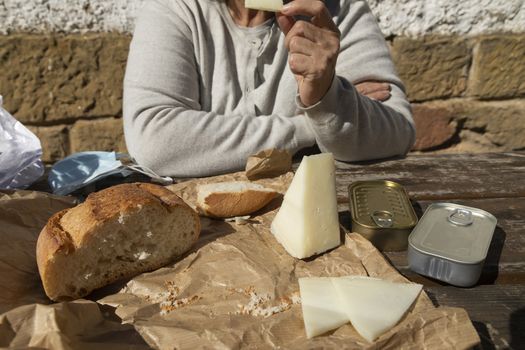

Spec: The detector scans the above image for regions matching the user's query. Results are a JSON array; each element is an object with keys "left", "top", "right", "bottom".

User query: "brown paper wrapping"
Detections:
[
  {"left": 0, "top": 190, "right": 76, "bottom": 314},
  {"left": 0, "top": 174, "right": 480, "bottom": 349},
  {"left": 245, "top": 149, "right": 292, "bottom": 180}
]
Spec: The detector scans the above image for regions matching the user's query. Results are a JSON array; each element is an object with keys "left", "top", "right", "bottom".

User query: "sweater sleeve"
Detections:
[
  {"left": 123, "top": 0, "right": 315, "bottom": 177},
  {"left": 298, "top": 0, "right": 416, "bottom": 162}
]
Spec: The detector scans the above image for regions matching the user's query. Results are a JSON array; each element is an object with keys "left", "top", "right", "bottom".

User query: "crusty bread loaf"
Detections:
[
  {"left": 196, "top": 181, "right": 278, "bottom": 218},
  {"left": 36, "top": 183, "right": 200, "bottom": 301}
]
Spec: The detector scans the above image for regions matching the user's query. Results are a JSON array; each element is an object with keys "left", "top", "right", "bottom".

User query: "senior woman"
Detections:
[{"left": 123, "top": 0, "right": 415, "bottom": 177}]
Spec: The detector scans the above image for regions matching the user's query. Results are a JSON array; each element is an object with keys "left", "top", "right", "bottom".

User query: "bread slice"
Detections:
[
  {"left": 36, "top": 183, "right": 200, "bottom": 301},
  {"left": 196, "top": 181, "right": 278, "bottom": 218}
]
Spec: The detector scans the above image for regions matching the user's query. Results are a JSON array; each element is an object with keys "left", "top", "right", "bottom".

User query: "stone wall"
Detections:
[
  {"left": 392, "top": 35, "right": 525, "bottom": 153},
  {"left": 1, "top": 1, "right": 524, "bottom": 163},
  {"left": 0, "top": 34, "right": 129, "bottom": 162}
]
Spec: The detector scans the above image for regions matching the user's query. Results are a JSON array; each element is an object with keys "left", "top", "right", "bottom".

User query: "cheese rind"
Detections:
[
  {"left": 245, "top": 0, "right": 284, "bottom": 12},
  {"left": 332, "top": 277, "right": 423, "bottom": 342},
  {"left": 298, "top": 277, "right": 349, "bottom": 338},
  {"left": 271, "top": 153, "right": 340, "bottom": 259}
]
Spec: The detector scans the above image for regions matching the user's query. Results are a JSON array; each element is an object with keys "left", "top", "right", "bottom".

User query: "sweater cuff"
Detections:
[
  {"left": 291, "top": 115, "right": 316, "bottom": 150},
  {"left": 295, "top": 77, "right": 341, "bottom": 124}
]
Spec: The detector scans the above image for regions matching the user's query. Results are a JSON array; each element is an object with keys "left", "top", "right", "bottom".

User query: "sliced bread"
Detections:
[{"left": 196, "top": 181, "right": 278, "bottom": 218}]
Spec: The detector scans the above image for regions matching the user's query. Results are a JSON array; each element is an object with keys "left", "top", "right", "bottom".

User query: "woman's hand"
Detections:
[
  {"left": 277, "top": 0, "right": 340, "bottom": 107},
  {"left": 355, "top": 81, "right": 392, "bottom": 101}
]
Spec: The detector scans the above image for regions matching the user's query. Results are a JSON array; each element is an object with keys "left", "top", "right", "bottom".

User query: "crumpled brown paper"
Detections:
[
  {"left": 101, "top": 173, "right": 479, "bottom": 349},
  {"left": 0, "top": 190, "right": 149, "bottom": 349},
  {"left": 0, "top": 300, "right": 150, "bottom": 349},
  {"left": 0, "top": 190, "right": 76, "bottom": 314},
  {"left": 245, "top": 149, "right": 292, "bottom": 180},
  {"left": 0, "top": 174, "right": 480, "bottom": 349}
]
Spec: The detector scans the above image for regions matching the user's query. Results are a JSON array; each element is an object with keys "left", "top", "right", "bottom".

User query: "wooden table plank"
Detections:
[
  {"left": 427, "top": 285, "right": 525, "bottom": 350},
  {"left": 333, "top": 152, "right": 525, "bottom": 201}
]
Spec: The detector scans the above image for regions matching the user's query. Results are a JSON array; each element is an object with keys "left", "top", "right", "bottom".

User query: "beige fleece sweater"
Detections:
[{"left": 123, "top": 0, "right": 415, "bottom": 177}]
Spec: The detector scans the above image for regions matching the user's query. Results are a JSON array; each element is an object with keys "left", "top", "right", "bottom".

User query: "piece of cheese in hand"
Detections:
[
  {"left": 271, "top": 153, "right": 340, "bottom": 259},
  {"left": 332, "top": 277, "right": 423, "bottom": 342},
  {"left": 299, "top": 277, "right": 349, "bottom": 338},
  {"left": 245, "top": 0, "right": 284, "bottom": 12}
]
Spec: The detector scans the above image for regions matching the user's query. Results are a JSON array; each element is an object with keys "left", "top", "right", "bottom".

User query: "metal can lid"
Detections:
[
  {"left": 408, "top": 203, "right": 497, "bottom": 265},
  {"left": 349, "top": 180, "right": 418, "bottom": 230}
]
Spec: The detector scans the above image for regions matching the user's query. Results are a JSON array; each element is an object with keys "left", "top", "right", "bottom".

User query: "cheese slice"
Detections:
[
  {"left": 332, "top": 277, "right": 423, "bottom": 342},
  {"left": 271, "top": 153, "right": 340, "bottom": 259},
  {"left": 298, "top": 277, "right": 349, "bottom": 338},
  {"left": 245, "top": 0, "right": 284, "bottom": 12}
]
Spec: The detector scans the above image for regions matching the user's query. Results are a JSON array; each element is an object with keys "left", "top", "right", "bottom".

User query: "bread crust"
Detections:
[
  {"left": 36, "top": 183, "right": 200, "bottom": 301},
  {"left": 199, "top": 189, "right": 278, "bottom": 218},
  {"left": 36, "top": 209, "right": 75, "bottom": 281}
]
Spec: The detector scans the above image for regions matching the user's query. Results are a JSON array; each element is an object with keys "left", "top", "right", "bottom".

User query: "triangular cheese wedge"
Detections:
[
  {"left": 271, "top": 153, "right": 340, "bottom": 259},
  {"left": 245, "top": 0, "right": 283, "bottom": 12},
  {"left": 332, "top": 277, "right": 422, "bottom": 342},
  {"left": 298, "top": 277, "right": 349, "bottom": 338}
]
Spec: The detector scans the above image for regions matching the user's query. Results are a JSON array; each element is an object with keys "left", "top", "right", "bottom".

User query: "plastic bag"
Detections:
[{"left": 0, "top": 95, "right": 45, "bottom": 189}]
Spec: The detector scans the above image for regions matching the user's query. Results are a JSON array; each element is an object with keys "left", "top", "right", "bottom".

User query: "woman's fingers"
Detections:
[
  {"left": 281, "top": 0, "right": 338, "bottom": 32},
  {"left": 367, "top": 90, "right": 391, "bottom": 101},
  {"left": 288, "top": 35, "right": 315, "bottom": 56},
  {"left": 275, "top": 12, "right": 295, "bottom": 35},
  {"left": 288, "top": 53, "right": 312, "bottom": 75},
  {"left": 355, "top": 81, "right": 392, "bottom": 101},
  {"left": 284, "top": 20, "right": 318, "bottom": 49}
]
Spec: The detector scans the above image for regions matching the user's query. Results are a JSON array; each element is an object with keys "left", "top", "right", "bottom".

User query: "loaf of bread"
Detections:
[
  {"left": 196, "top": 181, "right": 278, "bottom": 218},
  {"left": 36, "top": 183, "right": 200, "bottom": 301}
]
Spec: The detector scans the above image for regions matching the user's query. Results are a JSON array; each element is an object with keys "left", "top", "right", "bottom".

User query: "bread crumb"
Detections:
[
  {"left": 160, "top": 295, "right": 202, "bottom": 315},
  {"left": 231, "top": 287, "right": 301, "bottom": 317},
  {"left": 134, "top": 251, "right": 151, "bottom": 260},
  {"left": 158, "top": 281, "right": 202, "bottom": 315},
  {"left": 146, "top": 231, "right": 153, "bottom": 238},
  {"left": 118, "top": 213, "right": 126, "bottom": 224},
  {"left": 84, "top": 273, "right": 93, "bottom": 280}
]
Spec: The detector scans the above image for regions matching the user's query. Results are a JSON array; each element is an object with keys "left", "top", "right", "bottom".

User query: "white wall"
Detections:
[{"left": 1, "top": 0, "right": 524, "bottom": 36}]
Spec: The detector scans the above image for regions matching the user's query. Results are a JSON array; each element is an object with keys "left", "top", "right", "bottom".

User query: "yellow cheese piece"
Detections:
[
  {"left": 245, "top": 0, "right": 284, "bottom": 12},
  {"left": 271, "top": 153, "right": 340, "bottom": 259}
]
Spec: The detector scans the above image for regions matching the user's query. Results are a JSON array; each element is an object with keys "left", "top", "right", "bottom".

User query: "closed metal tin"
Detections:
[
  {"left": 408, "top": 203, "right": 497, "bottom": 287},
  {"left": 348, "top": 180, "right": 418, "bottom": 251}
]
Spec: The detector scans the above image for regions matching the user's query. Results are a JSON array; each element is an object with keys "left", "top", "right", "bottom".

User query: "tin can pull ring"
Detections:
[
  {"left": 371, "top": 211, "right": 394, "bottom": 228},
  {"left": 448, "top": 209, "right": 473, "bottom": 226}
]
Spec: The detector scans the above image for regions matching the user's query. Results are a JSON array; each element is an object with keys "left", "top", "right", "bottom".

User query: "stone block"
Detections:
[
  {"left": 455, "top": 99, "right": 525, "bottom": 151},
  {"left": 27, "top": 125, "right": 69, "bottom": 163},
  {"left": 391, "top": 36, "right": 470, "bottom": 101},
  {"left": 468, "top": 35, "right": 525, "bottom": 99},
  {"left": 411, "top": 103, "right": 457, "bottom": 151},
  {"left": 70, "top": 118, "right": 127, "bottom": 153},
  {"left": 0, "top": 33, "right": 130, "bottom": 124},
  {"left": 412, "top": 99, "right": 525, "bottom": 153}
]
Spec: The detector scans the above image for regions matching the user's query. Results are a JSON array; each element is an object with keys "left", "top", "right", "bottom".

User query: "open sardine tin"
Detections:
[
  {"left": 348, "top": 180, "right": 418, "bottom": 251},
  {"left": 408, "top": 203, "right": 497, "bottom": 287}
]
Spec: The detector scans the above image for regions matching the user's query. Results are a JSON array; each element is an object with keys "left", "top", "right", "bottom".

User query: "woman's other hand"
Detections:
[{"left": 355, "top": 81, "right": 392, "bottom": 101}]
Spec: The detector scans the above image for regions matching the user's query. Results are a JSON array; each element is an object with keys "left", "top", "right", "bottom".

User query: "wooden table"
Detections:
[
  {"left": 331, "top": 152, "right": 525, "bottom": 349},
  {"left": 26, "top": 152, "right": 524, "bottom": 348}
]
